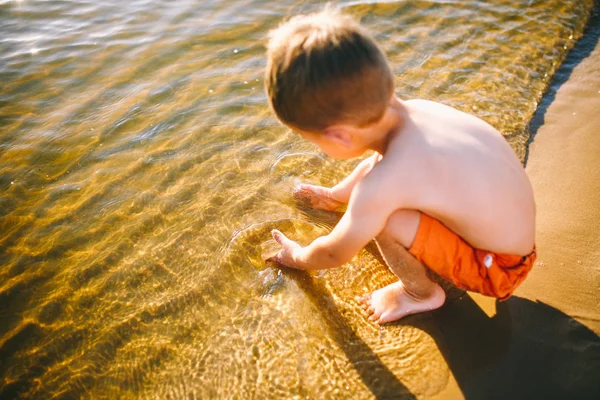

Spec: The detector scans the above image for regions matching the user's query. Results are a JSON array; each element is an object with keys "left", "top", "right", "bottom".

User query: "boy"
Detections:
[{"left": 265, "top": 9, "right": 536, "bottom": 324}]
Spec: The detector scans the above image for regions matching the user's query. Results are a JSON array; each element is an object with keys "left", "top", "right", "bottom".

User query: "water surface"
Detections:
[{"left": 0, "top": 0, "right": 595, "bottom": 398}]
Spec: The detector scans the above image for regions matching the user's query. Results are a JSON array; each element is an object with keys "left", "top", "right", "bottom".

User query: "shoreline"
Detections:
[{"left": 520, "top": 5, "right": 600, "bottom": 334}]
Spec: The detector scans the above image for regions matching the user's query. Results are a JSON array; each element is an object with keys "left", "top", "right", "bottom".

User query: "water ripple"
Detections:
[{"left": 0, "top": 0, "right": 595, "bottom": 397}]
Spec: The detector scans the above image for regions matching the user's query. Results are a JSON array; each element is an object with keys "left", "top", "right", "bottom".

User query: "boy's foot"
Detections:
[
  {"left": 293, "top": 184, "right": 344, "bottom": 211},
  {"left": 357, "top": 281, "right": 445, "bottom": 324}
]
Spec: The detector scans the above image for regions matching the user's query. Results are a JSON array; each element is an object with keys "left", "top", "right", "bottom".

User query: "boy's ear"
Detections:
[{"left": 323, "top": 128, "right": 352, "bottom": 147}]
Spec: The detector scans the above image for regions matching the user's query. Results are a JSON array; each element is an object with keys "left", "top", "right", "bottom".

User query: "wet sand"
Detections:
[
  {"left": 521, "top": 32, "right": 600, "bottom": 336},
  {"left": 428, "top": 12, "right": 600, "bottom": 400}
]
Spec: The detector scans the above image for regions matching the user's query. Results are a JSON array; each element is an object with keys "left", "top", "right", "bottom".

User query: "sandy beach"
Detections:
[
  {"left": 429, "top": 10, "right": 600, "bottom": 400},
  {"left": 521, "top": 31, "right": 600, "bottom": 336}
]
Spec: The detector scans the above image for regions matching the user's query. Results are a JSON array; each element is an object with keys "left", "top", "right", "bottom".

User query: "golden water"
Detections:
[{"left": 0, "top": 0, "right": 594, "bottom": 398}]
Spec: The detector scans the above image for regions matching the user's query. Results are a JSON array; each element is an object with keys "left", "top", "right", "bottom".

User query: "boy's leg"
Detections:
[{"left": 358, "top": 210, "right": 445, "bottom": 324}]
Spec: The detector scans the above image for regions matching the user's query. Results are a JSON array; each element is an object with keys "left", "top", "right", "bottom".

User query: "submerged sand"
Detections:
[{"left": 428, "top": 12, "right": 600, "bottom": 400}]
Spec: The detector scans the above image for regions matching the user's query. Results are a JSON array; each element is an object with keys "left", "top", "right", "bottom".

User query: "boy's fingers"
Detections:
[
  {"left": 294, "top": 183, "right": 317, "bottom": 194},
  {"left": 293, "top": 189, "right": 308, "bottom": 199},
  {"left": 293, "top": 184, "right": 310, "bottom": 196},
  {"left": 271, "top": 229, "right": 281, "bottom": 243},
  {"left": 266, "top": 252, "right": 281, "bottom": 264},
  {"left": 271, "top": 229, "right": 286, "bottom": 244}
]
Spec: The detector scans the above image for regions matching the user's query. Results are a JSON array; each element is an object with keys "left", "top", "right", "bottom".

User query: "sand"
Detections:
[
  {"left": 427, "top": 11, "right": 600, "bottom": 400},
  {"left": 521, "top": 39, "right": 600, "bottom": 335}
]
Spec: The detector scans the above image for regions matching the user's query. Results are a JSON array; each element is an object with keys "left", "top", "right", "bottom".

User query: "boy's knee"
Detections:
[{"left": 380, "top": 209, "right": 421, "bottom": 249}]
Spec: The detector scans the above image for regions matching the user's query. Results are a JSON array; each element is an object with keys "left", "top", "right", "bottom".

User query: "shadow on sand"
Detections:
[{"left": 423, "top": 295, "right": 600, "bottom": 400}]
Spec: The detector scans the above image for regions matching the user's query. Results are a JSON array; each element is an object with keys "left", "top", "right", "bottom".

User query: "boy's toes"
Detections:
[
  {"left": 356, "top": 294, "right": 371, "bottom": 305},
  {"left": 368, "top": 311, "right": 382, "bottom": 322}
]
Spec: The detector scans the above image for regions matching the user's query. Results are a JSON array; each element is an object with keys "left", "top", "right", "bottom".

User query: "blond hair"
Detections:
[{"left": 265, "top": 8, "right": 394, "bottom": 132}]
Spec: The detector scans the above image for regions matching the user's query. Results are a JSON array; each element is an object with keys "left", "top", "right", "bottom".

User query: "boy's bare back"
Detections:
[{"left": 356, "top": 99, "right": 535, "bottom": 257}]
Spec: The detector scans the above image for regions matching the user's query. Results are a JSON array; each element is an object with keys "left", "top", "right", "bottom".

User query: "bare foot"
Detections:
[
  {"left": 293, "top": 184, "right": 344, "bottom": 211},
  {"left": 357, "top": 281, "right": 445, "bottom": 324}
]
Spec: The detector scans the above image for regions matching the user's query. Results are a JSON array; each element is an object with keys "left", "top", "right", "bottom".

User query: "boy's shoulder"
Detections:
[
  {"left": 404, "top": 98, "right": 481, "bottom": 124},
  {"left": 352, "top": 150, "right": 415, "bottom": 207},
  {"left": 404, "top": 98, "right": 451, "bottom": 112},
  {"left": 402, "top": 98, "right": 506, "bottom": 148}
]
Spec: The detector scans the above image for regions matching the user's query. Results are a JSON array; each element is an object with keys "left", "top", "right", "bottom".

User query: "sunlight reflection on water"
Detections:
[{"left": 0, "top": 0, "right": 595, "bottom": 398}]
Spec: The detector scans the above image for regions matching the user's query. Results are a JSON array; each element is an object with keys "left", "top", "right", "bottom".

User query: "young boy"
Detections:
[{"left": 265, "top": 9, "right": 536, "bottom": 324}]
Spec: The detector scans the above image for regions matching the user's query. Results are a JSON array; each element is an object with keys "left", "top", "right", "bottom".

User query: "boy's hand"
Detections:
[
  {"left": 269, "top": 229, "right": 304, "bottom": 269},
  {"left": 293, "top": 184, "right": 344, "bottom": 211}
]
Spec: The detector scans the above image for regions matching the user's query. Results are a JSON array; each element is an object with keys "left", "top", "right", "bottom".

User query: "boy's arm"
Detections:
[
  {"left": 329, "top": 153, "right": 381, "bottom": 202},
  {"left": 271, "top": 175, "right": 395, "bottom": 270}
]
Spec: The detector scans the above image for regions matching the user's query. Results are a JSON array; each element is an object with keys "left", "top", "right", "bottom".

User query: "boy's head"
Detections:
[{"left": 265, "top": 8, "right": 394, "bottom": 134}]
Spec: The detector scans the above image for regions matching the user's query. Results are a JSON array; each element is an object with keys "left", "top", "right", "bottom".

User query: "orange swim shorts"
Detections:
[{"left": 408, "top": 213, "right": 536, "bottom": 300}]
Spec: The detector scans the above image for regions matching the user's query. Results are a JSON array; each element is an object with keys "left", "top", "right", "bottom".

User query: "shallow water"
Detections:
[{"left": 0, "top": 0, "right": 595, "bottom": 398}]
